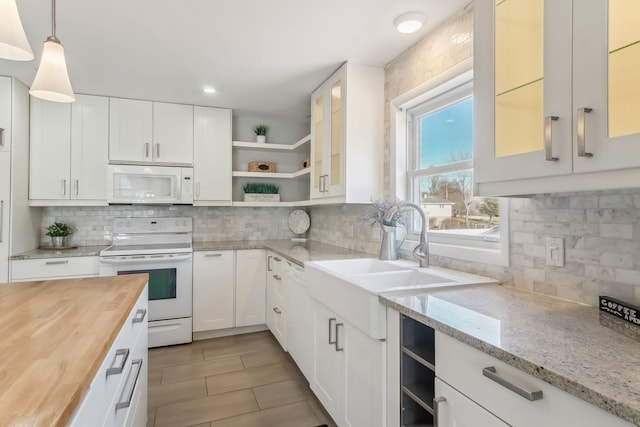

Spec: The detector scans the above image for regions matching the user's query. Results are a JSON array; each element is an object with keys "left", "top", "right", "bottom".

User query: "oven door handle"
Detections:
[{"left": 99, "top": 254, "right": 192, "bottom": 264}]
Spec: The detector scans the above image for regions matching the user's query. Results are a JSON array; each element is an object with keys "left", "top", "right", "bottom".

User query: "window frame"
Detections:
[{"left": 389, "top": 61, "right": 509, "bottom": 267}]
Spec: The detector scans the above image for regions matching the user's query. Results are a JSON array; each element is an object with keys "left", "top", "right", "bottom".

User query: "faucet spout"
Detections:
[{"left": 382, "top": 203, "right": 429, "bottom": 268}]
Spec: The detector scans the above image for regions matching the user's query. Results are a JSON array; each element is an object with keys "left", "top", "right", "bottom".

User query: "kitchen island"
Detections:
[{"left": 0, "top": 275, "right": 148, "bottom": 427}]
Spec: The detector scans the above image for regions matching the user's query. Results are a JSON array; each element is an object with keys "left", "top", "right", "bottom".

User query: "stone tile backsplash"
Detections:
[
  {"left": 309, "top": 191, "right": 640, "bottom": 307},
  {"left": 41, "top": 206, "right": 298, "bottom": 246}
]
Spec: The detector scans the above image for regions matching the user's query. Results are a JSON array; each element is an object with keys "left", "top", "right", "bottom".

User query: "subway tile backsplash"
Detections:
[{"left": 41, "top": 206, "right": 298, "bottom": 246}]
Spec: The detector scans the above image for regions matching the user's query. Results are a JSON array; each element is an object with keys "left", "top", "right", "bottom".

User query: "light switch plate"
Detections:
[{"left": 546, "top": 237, "right": 564, "bottom": 267}]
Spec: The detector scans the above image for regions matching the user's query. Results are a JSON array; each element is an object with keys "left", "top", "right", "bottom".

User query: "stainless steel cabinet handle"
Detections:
[
  {"left": 132, "top": 308, "right": 147, "bottom": 324},
  {"left": 577, "top": 107, "right": 593, "bottom": 158},
  {"left": 0, "top": 200, "right": 4, "bottom": 243},
  {"left": 544, "top": 116, "right": 559, "bottom": 161},
  {"left": 273, "top": 256, "right": 281, "bottom": 262},
  {"left": 74, "top": 179, "right": 79, "bottom": 196},
  {"left": 205, "top": 253, "right": 222, "bottom": 257},
  {"left": 0, "top": 128, "right": 4, "bottom": 146},
  {"left": 273, "top": 274, "right": 282, "bottom": 280},
  {"left": 482, "top": 366, "right": 543, "bottom": 401},
  {"left": 335, "top": 323, "right": 344, "bottom": 351},
  {"left": 156, "top": 143, "right": 160, "bottom": 158},
  {"left": 196, "top": 182, "right": 201, "bottom": 198},
  {"left": 116, "top": 358, "right": 143, "bottom": 410},
  {"left": 62, "top": 179, "right": 67, "bottom": 196},
  {"left": 267, "top": 255, "right": 272, "bottom": 271},
  {"left": 145, "top": 143, "right": 150, "bottom": 158},
  {"left": 106, "top": 348, "right": 130, "bottom": 376},
  {"left": 328, "top": 318, "right": 336, "bottom": 345},
  {"left": 433, "top": 396, "right": 447, "bottom": 426},
  {"left": 273, "top": 307, "right": 282, "bottom": 314},
  {"left": 45, "top": 260, "right": 69, "bottom": 265}
]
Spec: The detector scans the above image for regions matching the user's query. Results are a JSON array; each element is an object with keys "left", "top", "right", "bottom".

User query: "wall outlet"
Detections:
[{"left": 546, "top": 237, "right": 564, "bottom": 267}]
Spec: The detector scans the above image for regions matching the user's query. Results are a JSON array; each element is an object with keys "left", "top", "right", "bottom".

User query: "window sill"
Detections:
[{"left": 399, "top": 239, "right": 509, "bottom": 267}]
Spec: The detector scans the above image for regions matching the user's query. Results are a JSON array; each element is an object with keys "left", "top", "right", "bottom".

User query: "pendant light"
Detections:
[
  {"left": 30, "top": 0, "right": 75, "bottom": 103},
  {"left": 0, "top": 0, "right": 34, "bottom": 60}
]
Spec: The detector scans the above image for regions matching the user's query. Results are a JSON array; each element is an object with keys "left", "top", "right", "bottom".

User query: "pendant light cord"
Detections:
[{"left": 51, "top": 0, "right": 56, "bottom": 38}]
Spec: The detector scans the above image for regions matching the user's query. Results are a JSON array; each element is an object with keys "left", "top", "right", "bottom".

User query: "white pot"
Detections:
[
  {"left": 256, "top": 135, "right": 266, "bottom": 144},
  {"left": 243, "top": 193, "right": 280, "bottom": 202}
]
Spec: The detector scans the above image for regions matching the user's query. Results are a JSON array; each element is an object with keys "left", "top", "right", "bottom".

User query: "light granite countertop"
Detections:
[
  {"left": 380, "top": 284, "right": 640, "bottom": 426},
  {"left": 193, "top": 239, "right": 373, "bottom": 266},
  {"left": 10, "top": 245, "right": 109, "bottom": 260}
]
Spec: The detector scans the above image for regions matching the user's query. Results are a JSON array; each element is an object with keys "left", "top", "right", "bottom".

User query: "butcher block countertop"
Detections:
[{"left": 0, "top": 275, "right": 148, "bottom": 427}]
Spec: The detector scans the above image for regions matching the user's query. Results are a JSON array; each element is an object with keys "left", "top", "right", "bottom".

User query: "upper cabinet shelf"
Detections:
[{"left": 232, "top": 168, "right": 311, "bottom": 179}]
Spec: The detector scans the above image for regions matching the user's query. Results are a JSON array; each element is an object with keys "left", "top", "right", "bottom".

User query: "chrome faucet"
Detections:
[{"left": 383, "top": 203, "right": 429, "bottom": 268}]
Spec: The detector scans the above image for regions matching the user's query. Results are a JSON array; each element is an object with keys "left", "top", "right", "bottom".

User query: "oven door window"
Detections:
[{"left": 118, "top": 268, "right": 177, "bottom": 300}]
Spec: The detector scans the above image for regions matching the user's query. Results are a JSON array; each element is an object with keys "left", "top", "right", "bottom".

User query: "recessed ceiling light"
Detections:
[
  {"left": 393, "top": 12, "right": 426, "bottom": 34},
  {"left": 202, "top": 87, "right": 216, "bottom": 94}
]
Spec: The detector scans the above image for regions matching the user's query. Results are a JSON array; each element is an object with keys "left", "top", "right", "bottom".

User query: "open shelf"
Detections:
[
  {"left": 232, "top": 200, "right": 312, "bottom": 207},
  {"left": 232, "top": 134, "right": 311, "bottom": 152},
  {"left": 232, "top": 168, "right": 311, "bottom": 179}
]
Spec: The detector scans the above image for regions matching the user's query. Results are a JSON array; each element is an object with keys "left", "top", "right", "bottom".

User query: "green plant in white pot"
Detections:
[
  {"left": 46, "top": 222, "right": 72, "bottom": 247},
  {"left": 254, "top": 124, "right": 268, "bottom": 143},
  {"left": 242, "top": 183, "right": 280, "bottom": 202}
]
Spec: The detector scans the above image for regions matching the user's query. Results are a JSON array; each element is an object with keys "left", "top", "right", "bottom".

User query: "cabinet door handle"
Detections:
[
  {"left": 328, "top": 318, "right": 336, "bottom": 345},
  {"left": 106, "top": 348, "right": 130, "bottom": 376},
  {"left": 273, "top": 307, "right": 282, "bottom": 314},
  {"left": 273, "top": 274, "right": 282, "bottom": 280},
  {"left": 205, "top": 253, "right": 222, "bottom": 257},
  {"left": 482, "top": 366, "right": 543, "bottom": 401},
  {"left": 267, "top": 255, "right": 272, "bottom": 271},
  {"left": 156, "top": 143, "right": 160, "bottom": 158},
  {"left": 433, "top": 396, "right": 447, "bottom": 427},
  {"left": 544, "top": 116, "right": 559, "bottom": 161},
  {"left": 132, "top": 308, "right": 147, "bottom": 324},
  {"left": 0, "top": 128, "right": 4, "bottom": 146},
  {"left": 116, "top": 358, "right": 143, "bottom": 410},
  {"left": 74, "top": 179, "right": 79, "bottom": 196},
  {"left": 45, "top": 260, "right": 69, "bottom": 265},
  {"left": 0, "top": 200, "right": 4, "bottom": 243},
  {"left": 145, "top": 142, "right": 150, "bottom": 158},
  {"left": 335, "top": 323, "right": 344, "bottom": 351},
  {"left": 62, "top": 179, "right": 67, "bottom": 196},
  {"left": 577, "top": 107, "right": 593, "bottom": 158},
  {"left": 273, "top": 256, "right": 281, "bottom": 262},
  {"left": 196, "top": 182, "right": 201, "bottom": 198}
]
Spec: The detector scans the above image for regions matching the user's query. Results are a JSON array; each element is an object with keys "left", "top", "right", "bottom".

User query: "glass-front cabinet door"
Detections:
[
  {"left": 573, "top": 0, "right": 640, "bottom": 173},
  {"left": 311, "top": 94, "right": 324, "bottom": 198},
  {"left": 328, "top": 78, "right": 344, "bottom": 197},
  {"left": 475, "top": 0, "right": 573, "bottom": 188}
]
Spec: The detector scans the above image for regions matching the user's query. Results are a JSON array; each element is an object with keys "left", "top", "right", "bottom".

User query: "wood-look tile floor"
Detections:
[{"left": 148, "top": 331, "right": 337, "bottom": 427}]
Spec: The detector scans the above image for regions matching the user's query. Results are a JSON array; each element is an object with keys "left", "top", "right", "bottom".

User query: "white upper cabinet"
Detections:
[
  {"left": 109, "top": 98, "right": 193, "bottom": 165},
  {"left": 30, "top": 96, "right": 108, "bottom": 205},
  {"left": 193, "top": 106, "right": 232, "bottom": 205},
  {"left": 475, "top": 0, "right": 640, "bottom": 196},
  {"left": 311, "top": 62, "right": 384, "bottom": 203}
]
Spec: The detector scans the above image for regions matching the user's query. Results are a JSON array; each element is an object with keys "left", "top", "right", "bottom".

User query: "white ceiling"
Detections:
[{"left": 1, "top": 0, "right": 469, "bottom": 122}]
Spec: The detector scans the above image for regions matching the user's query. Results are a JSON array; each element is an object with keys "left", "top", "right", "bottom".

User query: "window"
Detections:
[{"left": 391, "top": 65, "right": 509, "bottom": 266}]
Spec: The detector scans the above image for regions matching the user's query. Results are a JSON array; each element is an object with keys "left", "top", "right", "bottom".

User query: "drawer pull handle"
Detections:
[
  {"left": 106, "top": 348, "right": 130, "bottom": 376},
  {"left": 433, "top": 396, "right": 446, "bottom": 427},
  {"left": 45, "top": 260, "right": 69, "bottom": 265},
  {"left": 273, "top": 256, "right": 281, "bottom": 262},
  {"left": 335, "top": 322, "right": 344, "bottom": 351},
  {"left": 273, "top": 274, "right": 282, "bottom": 280},
  {"left": 328, "top": 318, "right": 336, "bottom": 345},
  {"left": 132, "top": 308, "right": 147, "bottom": 324},
  {"left": 482, "top": 366, "right": 543, "bottom": 401},
  {"left": 116, "top": 358, "right": 143, "bottom": 410},
  {"left": 205, "top": 253, "right": 223, "bottom": 257},
  {"left": 273, "top": 307, "right": 282, "bottom": 314}
]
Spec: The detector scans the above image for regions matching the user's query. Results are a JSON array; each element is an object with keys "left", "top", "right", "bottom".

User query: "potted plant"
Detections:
[
  {"left": 45, "top": 222, "right": 73, "bottom": 247},
  {"left": 242, "top": 182, "right": 280, "bottom": 202},
  {"left": 254, "top": 124, "right": 268, "bottom": 143}
]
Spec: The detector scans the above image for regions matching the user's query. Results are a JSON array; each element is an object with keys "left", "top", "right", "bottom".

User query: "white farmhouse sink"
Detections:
[{"left": 305, "top": 258, "right": 497, "bottom": 340}]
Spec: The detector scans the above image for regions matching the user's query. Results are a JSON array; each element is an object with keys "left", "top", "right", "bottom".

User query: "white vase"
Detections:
[{"left": 256, "top": 135, "right": 266, "bottom": 144}]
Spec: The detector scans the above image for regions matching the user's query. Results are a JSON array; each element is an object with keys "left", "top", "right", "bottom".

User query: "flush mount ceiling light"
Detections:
[
  {"left": 0, "top": 0, "right": 34, "bottom": 60},
  {"left": 30, "top": 0, "right": 75, "bottom": 103},
  {"left": 393, "top": 12, "right": 426, "bottom": 34},
  {"left": 202, "top": 87, "right": 216, "bottom": 94}
]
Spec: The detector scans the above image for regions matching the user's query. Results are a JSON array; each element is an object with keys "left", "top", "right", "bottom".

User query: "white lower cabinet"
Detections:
[
  {"left": 11, "top": 256, "right": 99, "bottom": 282},
  {"left": 434, "top": 378, "right": 508, "bottom": 427},
  {"left": 310, "top": 299, "right": 385, "bottom": 427},
  {"left": 435, "top": 331, "right": 634, "bottom": 427},
  {"left": 283, "top": 261, "right": 311, "bottom": 380},
  {"left": 192, "top": 251, "right": 235, "bottom": 332},
  {"left": 192, "top": 249, "right": 266, "bottom": 334},
  {"left": 265, "top": 253, "right": 286, "bottom": 349},
  {"left": 68, "top": 286, "right": 148, "bottom": 427}
]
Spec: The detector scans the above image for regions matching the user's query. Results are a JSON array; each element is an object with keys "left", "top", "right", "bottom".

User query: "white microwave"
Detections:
[{"left": 107, "top": 164, "right": 193, "bottom": 204}]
